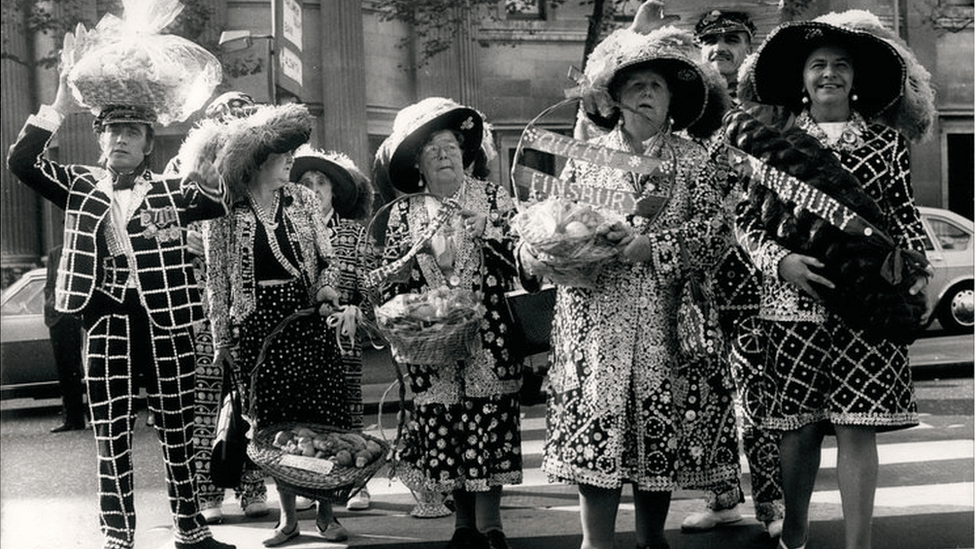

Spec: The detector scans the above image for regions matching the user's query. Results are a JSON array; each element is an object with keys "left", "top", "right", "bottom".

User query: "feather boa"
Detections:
[{"left": 722, "top": 103, "right": 929, "bottom": 344}]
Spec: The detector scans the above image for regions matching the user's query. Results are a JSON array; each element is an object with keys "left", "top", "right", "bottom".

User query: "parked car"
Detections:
[
  {"left": 0, "top": 268, "right": 59, "bottom": 399},
  {"left": 918, "top": 206, "right": 974, "bottom": 333}
]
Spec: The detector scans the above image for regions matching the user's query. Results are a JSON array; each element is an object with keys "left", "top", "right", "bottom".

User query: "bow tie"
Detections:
[{"left": 113, "top": 172, "right": 138, "bottom": 191}]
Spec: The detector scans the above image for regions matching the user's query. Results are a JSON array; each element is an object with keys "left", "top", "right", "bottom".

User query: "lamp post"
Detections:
[{"left": 218, "top": 30, "right": 278, "bottom": 104}]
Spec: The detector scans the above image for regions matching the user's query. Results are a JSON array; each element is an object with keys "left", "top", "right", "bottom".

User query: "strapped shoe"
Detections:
[
  {"left": 316, "top": 517, "right": 349, "bottom": 542},
  {"left": 680, "top": 507, "right": 743, "bottom": 532},
  {"left": 346, "top": 487, "right": 371, "bottom": 510},
  {"left": 295, "top": 496, "right": 316, "bottom": 511},
  {"left": 262, "top": 523, "right": 299, "bottom": 547},
  {"left": 244, "top": 500, "right": 270, "bottom": 518},
  {"left": 200, "top": 506, "right": 223, "bottom": 524}
]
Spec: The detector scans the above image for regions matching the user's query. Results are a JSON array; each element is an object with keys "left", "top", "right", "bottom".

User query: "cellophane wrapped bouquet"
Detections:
[
  {"left": 63, "top": 0, "right": 221, "bottom": 126},
  {"left": 513, "top": 197, "right": 624, "bottom": 288},
  {"left": 375, "top": 286, "right": 486, "bottom": 364}
]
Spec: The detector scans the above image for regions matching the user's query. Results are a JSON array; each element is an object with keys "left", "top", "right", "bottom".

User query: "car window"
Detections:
[
  {"left": 0, "top": 278, "right": 45, "bottom": 316},
  {"left": 927, "top": 217, "right": 972, "bottom": 251}
]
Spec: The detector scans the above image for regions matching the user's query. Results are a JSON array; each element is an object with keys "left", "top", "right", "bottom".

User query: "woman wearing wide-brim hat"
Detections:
[
  {"left": 372, "top": 97, "right": 523, "bottom": 549},
  {"left": 291, "top": 145, "right": 376, "bottom": 523},
  {"left": 518, "top": 5, "right": 739, "bottom": 549},
  {"left": 731, "top": 10, "right": 936, "bottom": 549},
  {"left": 198, "top": 103, "right": 350, "bottom": 547}
]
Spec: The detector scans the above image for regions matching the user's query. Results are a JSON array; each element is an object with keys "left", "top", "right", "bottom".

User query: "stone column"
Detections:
[{"left": 318, "top": 0, "right": 371, "bottom": 172}]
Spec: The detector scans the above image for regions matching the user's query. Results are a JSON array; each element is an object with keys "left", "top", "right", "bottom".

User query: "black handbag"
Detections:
[
  {"left": 504, "top": 285, "right": 557, "bottom": 362},
  {"left": 211, "top": 356, "right": 248, "bottom": 488}
]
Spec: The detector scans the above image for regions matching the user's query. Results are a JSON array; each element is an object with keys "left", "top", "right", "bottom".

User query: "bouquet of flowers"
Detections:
[
  {"left": 62, "top": 0, "right": 221, "bottom": 126},
  {"left": 375, "top": 286, "right": 486, "bottom": 364},
  {"left": 513, "top": 197, "right": 625, "bottom": 288}
]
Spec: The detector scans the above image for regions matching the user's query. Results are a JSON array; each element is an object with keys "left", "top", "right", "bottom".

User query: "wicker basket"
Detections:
[
  {"left": 362, "top": 193, "right": 485, "bottom": 365},
  {"left": 378, "top": 313, "right": 482, "bottom": 364},
  {"left": 248, "top": 422, "right": 388, "bottom": 501}
]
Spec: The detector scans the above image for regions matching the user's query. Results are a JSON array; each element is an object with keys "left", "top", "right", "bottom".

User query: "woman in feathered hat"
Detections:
[
  {"left": 290, "top": 145, "right": 376, "bottom": 534},
  {"left": 519, "top": 8, "right": 737, "bottom": 549},
  {"left": 372, "top": 98, "right": 523, "bottom": 549},
  {"left": 199, "top": 103, "right": 349, "bottom": 547},
  {"left": 728, "top": 10, "right": 936, "bottom": 549},
  {"left": 172, "top": 90, "right": 274, "bottom": 526}
]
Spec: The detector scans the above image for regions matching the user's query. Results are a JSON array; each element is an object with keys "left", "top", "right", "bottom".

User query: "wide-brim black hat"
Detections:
[
  {"left": 750, "top": 20, "right": 905, "bottom": 118},
  {"left": 606, "top": 56, "right": 709, "bottom": 132},
  {"left": 387, "top": 97, "right": 483, "bottom": 194},
  {"left": 290, "top": 145, "right": 373, "bottom": 221},
  {"left": 580, "top": 24, "right": 728, "bottom": 138}
]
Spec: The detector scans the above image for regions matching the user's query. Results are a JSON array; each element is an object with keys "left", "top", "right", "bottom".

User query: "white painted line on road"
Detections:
[{"left": 811, "top": 481, "right": 974, "bottom": 508}]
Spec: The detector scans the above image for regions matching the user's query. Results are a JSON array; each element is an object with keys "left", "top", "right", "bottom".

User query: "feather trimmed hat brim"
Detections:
[
  {"left": 739, "top": 10, "right": 934, "bottom": 142},
  {"left": 386, "top": 97, "right": 483, "bottom": 194},
  {"left": 580, "top": 22, "right": 729, "bottom": 138},
  {"left": 216, "top": 103, "right": 313, "bottom": 200},
  {"left": 291, "top": 144, "right": 374, "bottom": 221},
  {"left": 749, "top": 15, "right": 905, "bottom": 119}
]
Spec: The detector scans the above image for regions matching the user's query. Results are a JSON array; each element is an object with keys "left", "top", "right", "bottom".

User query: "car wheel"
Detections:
[{"left": 937, "top": 281, "right": 974, "bottom": 333}]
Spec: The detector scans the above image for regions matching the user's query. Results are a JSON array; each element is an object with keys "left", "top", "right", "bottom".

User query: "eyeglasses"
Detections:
[{"left": 421, "top": 140, "right": 461, "bottom": 157}]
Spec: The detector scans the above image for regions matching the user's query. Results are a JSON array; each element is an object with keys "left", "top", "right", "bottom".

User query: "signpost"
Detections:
[{"left": 274, "top": 0, "right": 304, "bottom": 100}]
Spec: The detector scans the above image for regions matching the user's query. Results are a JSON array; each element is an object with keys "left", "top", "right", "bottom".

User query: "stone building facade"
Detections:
[{"left": 1, "top": 0, "right": 972, "bottom": 282}]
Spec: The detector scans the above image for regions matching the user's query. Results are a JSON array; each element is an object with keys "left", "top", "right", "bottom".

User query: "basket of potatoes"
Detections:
[{"left": 248, "top": 422, "right": 389, "bottom": 501}]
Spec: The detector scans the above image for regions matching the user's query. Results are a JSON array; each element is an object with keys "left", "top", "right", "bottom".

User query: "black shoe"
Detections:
[
  {"left": 446, "top": 527, "right": 488, "bottom": 549},
  {"left": 51, "top": 420, "right": 86, "bottom": 433},
  {"left": 175, "top": 538, "right": 236, "bottom": 549},
  {"left": 484, "top": 529, "right": 511, "bottom": 549}
]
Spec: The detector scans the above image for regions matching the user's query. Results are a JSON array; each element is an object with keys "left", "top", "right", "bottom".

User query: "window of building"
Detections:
[{"left": 506, "top": 0, "right": 547, "bottom": 20}]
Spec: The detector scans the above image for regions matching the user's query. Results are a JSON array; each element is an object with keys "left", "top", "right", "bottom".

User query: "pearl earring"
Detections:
[
  {"left": 801, "top": 94, "right": 809, "bottom": 105},
  {"left": 851, "top": 92, "right": 858, "bottom": 102}
]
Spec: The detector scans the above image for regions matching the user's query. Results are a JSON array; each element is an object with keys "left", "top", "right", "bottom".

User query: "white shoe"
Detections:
[
  {"left": 680, "top": 507, "right": 743, "bottom": 532},
  {"left": 244, "top": 500, "right": 271, "bottom": 518},
  {"left": 201, "top": 506, "right": 223, "bottom": 524},
  {"left": 346, "top": 488, "right": 371, "bottom": 511},
  {"left": 766, "top": 518, "right": 784, "bottom": 538},
  {"left": 295, "top": 496, "right": 316, "bottom": 511}
]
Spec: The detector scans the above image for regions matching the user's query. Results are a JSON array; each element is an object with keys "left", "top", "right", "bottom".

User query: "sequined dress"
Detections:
[
  {"left": 541, "top": 127, "right": 740, "bottom": 492},
  {"left": 378, "top": 177, "right": 524, "bottom": 493}
]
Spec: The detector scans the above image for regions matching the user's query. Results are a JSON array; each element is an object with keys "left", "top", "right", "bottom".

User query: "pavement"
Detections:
[{"left": 0, "top": 333, "right": 972, "bottom": 549}]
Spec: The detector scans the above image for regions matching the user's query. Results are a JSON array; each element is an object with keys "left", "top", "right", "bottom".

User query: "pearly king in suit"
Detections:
[{"left": 7, "top": 105, "right": 230, "bottom": 549}]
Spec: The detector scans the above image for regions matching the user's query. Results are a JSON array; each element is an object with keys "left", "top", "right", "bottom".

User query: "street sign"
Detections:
[{"left": 274, "top": 0, "right": 304, "bottom": 99}]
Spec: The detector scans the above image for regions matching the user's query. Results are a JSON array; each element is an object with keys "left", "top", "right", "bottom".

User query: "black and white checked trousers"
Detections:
[{"left": 83, "top": 291, "right": 210, "bottom": 549}]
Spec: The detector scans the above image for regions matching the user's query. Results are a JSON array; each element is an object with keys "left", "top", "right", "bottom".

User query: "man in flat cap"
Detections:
[
  {"left": 681, "top": 7, "right": 787, "bottom": 541},
  {"left": 695, "top": 9, "right": 757, "bottom": 101}
]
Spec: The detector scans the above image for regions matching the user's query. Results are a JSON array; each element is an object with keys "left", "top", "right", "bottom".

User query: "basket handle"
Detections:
[{"left": 362, "top": 193, "right": 462, "bottom": 289}]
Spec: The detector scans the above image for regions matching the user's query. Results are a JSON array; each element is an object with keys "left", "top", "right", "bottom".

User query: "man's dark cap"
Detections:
[
  {"left": 695, "top": 10, "right": 757, "bottom": 41},
  {"left": 92, "top": 105, "right": 157, "bottom": 132}
]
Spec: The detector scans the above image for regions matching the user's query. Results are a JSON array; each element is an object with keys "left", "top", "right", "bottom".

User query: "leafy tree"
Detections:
[{"left": 377, "top": 0, "right": 820, "bottom": 72}]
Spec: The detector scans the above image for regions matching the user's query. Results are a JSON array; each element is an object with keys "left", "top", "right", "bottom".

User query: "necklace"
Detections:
[
  {"left": 799, "top": 109, "right": 866, "bottom": 152},
  {"left": 249, "top": 189, "right": 280, "bottom": 230}
]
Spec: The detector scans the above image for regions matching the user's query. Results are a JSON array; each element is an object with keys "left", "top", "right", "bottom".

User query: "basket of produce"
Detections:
[
  {"left": 248, "top": 422, "right": 388, "bottom": 501},
  {"left": 512, "top": 197, "right": 623, "bottom": 288},
  {"left": 362, "top": 193, "right": 486, "bottom": 365},
  {"left": 61, "top": 0, "right": 221, "bottom": 126},
  {"left": 375, "top": 285, "right": 486, "bottom": 364}
]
